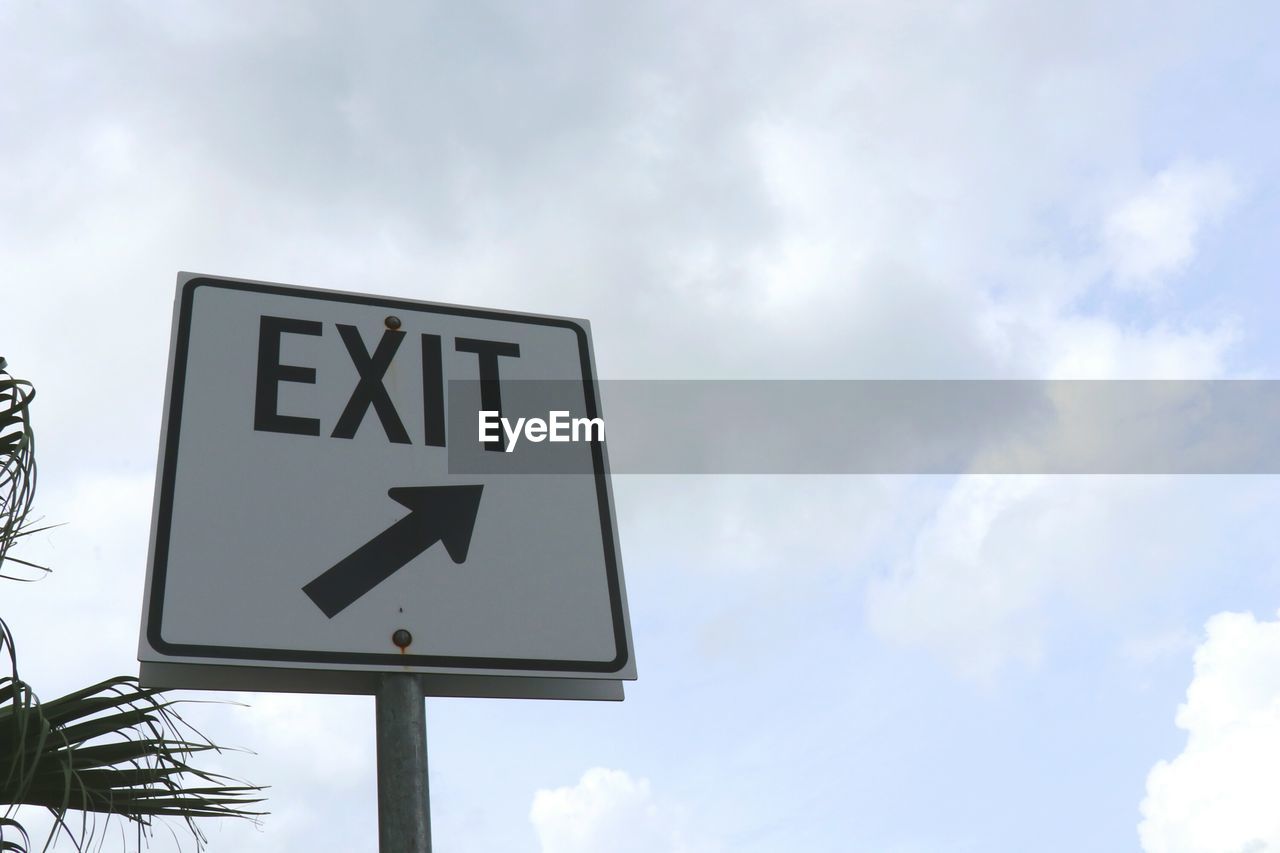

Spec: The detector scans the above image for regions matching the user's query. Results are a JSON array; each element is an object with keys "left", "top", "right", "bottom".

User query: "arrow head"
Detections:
[
  {"left": 387, "top": 485, "right": 484, "bottom": 564},
  {"left": 303, "top": 484, "right": 484, "bottom": 618}
]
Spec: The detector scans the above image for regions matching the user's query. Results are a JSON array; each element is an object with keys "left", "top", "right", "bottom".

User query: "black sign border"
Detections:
[{"left": 146, "top": 275, "right": 630, "bottom": 675}]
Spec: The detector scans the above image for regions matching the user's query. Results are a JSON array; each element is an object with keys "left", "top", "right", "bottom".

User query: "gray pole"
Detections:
[{"left": 376, "top": 672, "right": 432, "bottom": 853}]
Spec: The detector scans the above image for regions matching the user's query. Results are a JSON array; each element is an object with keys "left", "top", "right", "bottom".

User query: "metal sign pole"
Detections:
[{"left": 376, "top": 673, "right": 432, "bottom": 853}]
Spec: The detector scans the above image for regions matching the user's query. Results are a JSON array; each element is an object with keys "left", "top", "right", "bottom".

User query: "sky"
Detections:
[{"left": 3, "top": 1, "right": 1280, "bottom": 851}]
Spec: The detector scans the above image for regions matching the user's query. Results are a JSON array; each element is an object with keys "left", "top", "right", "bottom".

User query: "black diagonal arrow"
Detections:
[{"left": 302, "top": 485, "right": 484, "bottom": 618}]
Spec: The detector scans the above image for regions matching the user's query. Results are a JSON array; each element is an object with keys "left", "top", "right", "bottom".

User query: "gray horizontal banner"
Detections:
[{"left": 445, "top": 381, "right": 1280, "bottom": 474}]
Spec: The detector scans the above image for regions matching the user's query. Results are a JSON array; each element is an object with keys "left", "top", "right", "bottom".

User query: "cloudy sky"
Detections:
[{"left": 4, "top": 1, "right": 1280, "bottom": 850}]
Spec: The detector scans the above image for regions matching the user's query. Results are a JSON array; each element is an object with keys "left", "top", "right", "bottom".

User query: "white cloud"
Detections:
[
  {"left": 2, "top": 473, "right": 156, "bottom": 691},
  {"left": 866, "top": 477, "right": 1276, "bottom": 677},
  {"left": 232, "top": 693, "right": 373, "bottom": 786},
  {"left": 1140, "top": 610, "right": 1280, "bottom": 853},
  {"left": 530, "top": 768, "right": 720, "bottom": 853},
  {"left": 1043, "top": 316, "right": 1237, "bottom": 379},
  {"left": 867, "top": 476, "right": 1053, "bottom": 676},
  {"left": 0, "top": 3, "right": 1271, "bottom": 851},
  {"left": 1104, "top": 161, "right": 1238, "bottom": 290}
]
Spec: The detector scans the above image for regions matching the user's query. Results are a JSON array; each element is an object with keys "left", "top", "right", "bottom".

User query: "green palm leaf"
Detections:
[
  {"left": 1, "top": 359, "right": 265, "bottom": 852},
  {"left": 0, "top": 360, "right": 44, "bottom": 581},
  {"left": 1, "top": 677, "right": 264, "bottom": 831}
]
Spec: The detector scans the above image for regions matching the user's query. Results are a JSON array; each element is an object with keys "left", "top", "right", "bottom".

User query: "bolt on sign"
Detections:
[{"left": 138, "top": 273, "right": 635, "bottom": 700}]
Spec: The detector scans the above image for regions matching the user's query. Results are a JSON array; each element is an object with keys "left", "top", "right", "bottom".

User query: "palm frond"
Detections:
[
  {"left": 0, "top": 360, "right": 46, "bottom": 581},
  {"left": 0, "top": 816, "right": 29, "bottom": 852},
  {"left": 1, "top": 360, "right": 267, "bottom": 851},
  {"left": 0, "top": 676, "right": 265, "bottom": 852}
]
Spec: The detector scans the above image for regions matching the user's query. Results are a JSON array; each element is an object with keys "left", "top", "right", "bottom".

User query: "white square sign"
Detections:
[{"left": 139, "top": 273, "right": 634, "bottom": 698}]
